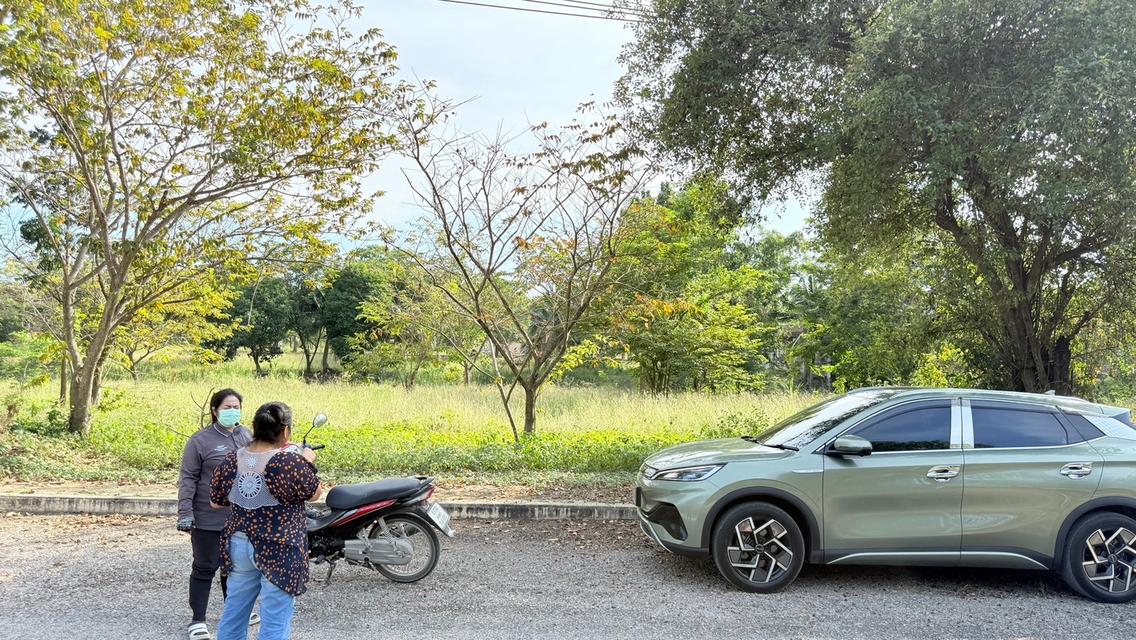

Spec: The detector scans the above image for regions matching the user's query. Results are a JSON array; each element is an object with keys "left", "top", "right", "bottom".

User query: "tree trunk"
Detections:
[
  {"left": 67, "top": 364, "right": 98, "bottom": 437},
  {"left": 1047, "top": 335, "right": 1073, "bottom": 395},
  {"left": 463, "top": 362, "right": 472, "bottom": 385},
  {"left": 66, "top": 324, "right": 115, "bottom": 436},
  {"left": 91, "top": 358, "right": 106, "bottom": 406},
  {"left": 321, "top": 338, "right": 332, "bottom": 373},
  {"left": 59, "top": 356, "right": 68, "bottom": 404},
  {"left": 523, "top": 386, "right": 537, "bottom": 434}
]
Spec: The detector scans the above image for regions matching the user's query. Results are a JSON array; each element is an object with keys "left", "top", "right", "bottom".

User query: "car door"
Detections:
[
  {"left": 960, "top": 400, "right": 1104, "bottom": 568},
  {"left": 822, "top": 399, "right": 964, "bottom": 564}
]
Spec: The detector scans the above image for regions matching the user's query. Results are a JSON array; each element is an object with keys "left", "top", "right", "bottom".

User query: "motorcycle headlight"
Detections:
[{"left": 649, "top": 464, "right": 724, "bottom": 482}]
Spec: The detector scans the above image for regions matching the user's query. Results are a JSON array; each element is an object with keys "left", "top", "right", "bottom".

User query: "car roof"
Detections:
[{"left": 849, "top": 386, "right": 1129, "bottom": 418}]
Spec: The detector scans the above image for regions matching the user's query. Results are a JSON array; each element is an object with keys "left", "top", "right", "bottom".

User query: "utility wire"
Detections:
[
  {"left": 553, "top": 0, "right": 651, "bottom": 14},
  {"left": 428, "top": 0, "right": 644, "bottom": 22},
  {"left": 514, "top": 0, "right": 652, "bottom": 18}
]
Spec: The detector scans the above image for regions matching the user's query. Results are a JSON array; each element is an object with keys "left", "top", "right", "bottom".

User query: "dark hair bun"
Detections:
[{"left": 252, "top": 401, "right": 293, "bottom": 443}]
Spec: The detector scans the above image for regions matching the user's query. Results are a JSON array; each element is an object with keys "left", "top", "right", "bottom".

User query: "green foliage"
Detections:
[
  {"left": 0, "top": 372, "right": 819, "bottom": 481},
  {"left": 0, "top": 0, "right": 417, "bottom": 433},
  {"left": 600, "top": 186, "right": 774, "bottom": 393},
  {"left": 910, "top": 343, "right": 981, "bottom": 389},
  {"left": 219, "top": 279, "right": 294, "bottom": 375},
  {"left": 323, "top": 248, "right": 391, "bottom": 364},
  {"left": 622, "top": 0, "right": 1136, "bottom": 393},
  {"left": 0, "top": 332, "right": 55, "bottom": 385}
]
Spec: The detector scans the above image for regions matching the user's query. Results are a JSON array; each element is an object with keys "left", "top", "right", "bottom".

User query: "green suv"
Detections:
[{"left": 636, "top": 388, "right": 1136, "bottom": 602}]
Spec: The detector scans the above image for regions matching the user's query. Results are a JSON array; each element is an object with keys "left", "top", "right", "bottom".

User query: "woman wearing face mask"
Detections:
[{"left": 178, "top": 389, "right": 254, "bottom": 640}]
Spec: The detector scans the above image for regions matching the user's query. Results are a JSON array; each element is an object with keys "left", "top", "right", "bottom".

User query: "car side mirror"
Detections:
[{"left": 829, "top": 435, "right": 872, "bottom": 457}]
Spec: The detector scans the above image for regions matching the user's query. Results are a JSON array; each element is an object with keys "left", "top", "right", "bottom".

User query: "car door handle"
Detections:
[
  {"left": 926, "top": 465, "right": 960, "bottom": 482},
  {"left": 1060, "top": 462, "right": 1093, "bottom": 479}
]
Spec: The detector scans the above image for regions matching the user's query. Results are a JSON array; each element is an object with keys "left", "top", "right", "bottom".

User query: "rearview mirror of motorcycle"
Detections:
[{"left": 298, "top": 412, "right": 328, "bottom": 446}]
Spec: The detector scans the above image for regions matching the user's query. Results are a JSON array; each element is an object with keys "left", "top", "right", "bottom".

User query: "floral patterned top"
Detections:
[{"left": 211, "top": 448, "right": 320, "bottom": 596}]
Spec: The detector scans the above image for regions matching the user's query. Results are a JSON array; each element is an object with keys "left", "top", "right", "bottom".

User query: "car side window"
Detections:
[
  {"left": 971, "top": 406, "right": 1069, "bottom": 448},
  {"left": 852, "top": 405, "right": 952, "bottom": 452}
]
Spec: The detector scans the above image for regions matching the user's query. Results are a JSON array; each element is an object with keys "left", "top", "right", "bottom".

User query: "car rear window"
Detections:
[
  {"left": 972, "top": 406, "right": 1069, "bottom": 448},
  {"left": 1063, "top": 414, "right": 1106, "bottom": 441},
  {"left": 1081, "top": 414, "right": 1136, "bottom": 441}
]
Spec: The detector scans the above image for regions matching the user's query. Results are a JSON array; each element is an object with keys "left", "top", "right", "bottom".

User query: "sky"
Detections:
[{"left": 358, "top": 0, "right": 811, "bottom": 235}]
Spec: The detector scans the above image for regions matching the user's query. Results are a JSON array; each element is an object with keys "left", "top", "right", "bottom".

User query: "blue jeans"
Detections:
[{"left": 217, "top": 533, "right": 296, "bottom": 640}]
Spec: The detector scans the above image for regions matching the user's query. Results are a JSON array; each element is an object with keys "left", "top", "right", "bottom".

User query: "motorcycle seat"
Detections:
[{"left": 325, "top": 478, "right": 424, "bottom": 510}]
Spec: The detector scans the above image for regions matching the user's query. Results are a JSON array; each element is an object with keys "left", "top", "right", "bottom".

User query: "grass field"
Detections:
[{"left": 0, "top": 354, "right": 823, "bottom": 487}]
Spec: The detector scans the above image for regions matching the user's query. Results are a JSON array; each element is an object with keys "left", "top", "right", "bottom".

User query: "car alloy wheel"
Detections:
[
  {"left": 1081, "top": 527, "right": 1136, "bottom": 594},
  {"left": 1062, "top": 511, "right": 1136, "bottom": 603},
  {"left": 712, "top": 501, "right": 805, "bottom": 593},
  {"left": 727, "top": 517, "right": 795, "bottom": 584}
]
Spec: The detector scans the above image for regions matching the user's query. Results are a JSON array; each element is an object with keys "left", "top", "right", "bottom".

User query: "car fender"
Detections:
[
  {"left": 701, "top": 484, "right": 823, "bottom": 562},
  {"left": 1052, "top": 495, "right": 1136, "bottom": 568}
]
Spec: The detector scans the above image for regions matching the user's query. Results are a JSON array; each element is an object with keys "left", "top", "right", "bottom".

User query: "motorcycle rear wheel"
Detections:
[{"left": 371, "top": 515, "right": 440, "bottom": 583}]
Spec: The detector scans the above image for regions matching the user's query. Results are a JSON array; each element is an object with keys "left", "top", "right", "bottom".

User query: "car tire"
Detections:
[
  {"left": 1060, "top": 511, "right": 1136, "bottom": 603},
  {"left": 711, "top": 501, "right": 805, "bottom": 593}
]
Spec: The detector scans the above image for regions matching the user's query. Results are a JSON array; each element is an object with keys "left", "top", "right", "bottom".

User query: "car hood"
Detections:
[{"left": 646, "top": 438, "right": 793, "bottom": 470}]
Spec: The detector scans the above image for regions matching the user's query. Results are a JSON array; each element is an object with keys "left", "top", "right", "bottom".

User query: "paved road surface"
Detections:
[{"left": 0, "top": 515, "right": 1130, "bottom": 639}]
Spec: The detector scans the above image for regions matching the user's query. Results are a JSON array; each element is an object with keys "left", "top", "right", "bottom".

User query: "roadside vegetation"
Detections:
[
  {"left": 3, "top": 1, "right": 1136, "bottom": 493},
  {"left": 0, "top": 354, "right": 818, "bottom": 486}
]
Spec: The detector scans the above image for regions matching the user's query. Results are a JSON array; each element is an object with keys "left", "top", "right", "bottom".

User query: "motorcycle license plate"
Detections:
[{"left": 426, "top": 502, "right": 453, "bottom": 536}]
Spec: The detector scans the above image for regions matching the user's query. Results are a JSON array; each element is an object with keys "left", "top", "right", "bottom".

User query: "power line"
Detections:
[
  {"left": 514, "top": 0, "right": 651, "bottom": 18},
  {"left": 554, "top": 0, "right": 651, "bottom": 15},
  {"left": 427, "top": 0, "right": 644, "bottom": 22}
]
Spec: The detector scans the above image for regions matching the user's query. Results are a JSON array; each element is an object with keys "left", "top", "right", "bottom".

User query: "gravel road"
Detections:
[{"left": 0, "top": 514, "right": 1130, "bottom": 639}]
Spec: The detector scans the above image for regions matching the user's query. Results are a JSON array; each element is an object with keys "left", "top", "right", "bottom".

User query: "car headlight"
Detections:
[{"left": 649, "top": 464, "right": 723, "bottom": 482}]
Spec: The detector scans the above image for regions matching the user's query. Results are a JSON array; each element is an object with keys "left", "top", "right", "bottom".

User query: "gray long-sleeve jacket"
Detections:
[{"left": 178, "top": 423, "right": 253, "bottom": 531}]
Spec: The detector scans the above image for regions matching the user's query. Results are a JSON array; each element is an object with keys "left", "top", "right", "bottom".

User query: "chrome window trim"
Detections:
[
  {"left": 951, "top": 398, "right": 963, "bottom": 449},
  {"left": 961, "top": 437, "right": 1106, "bottom": 452},
  {"left": 961, "top": 398, "right": 975, "bottom": 448}
]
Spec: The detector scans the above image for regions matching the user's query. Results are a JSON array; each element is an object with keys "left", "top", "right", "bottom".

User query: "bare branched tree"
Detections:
[{"left": 394, "top": 99, "right": 654, "bottom": 438}]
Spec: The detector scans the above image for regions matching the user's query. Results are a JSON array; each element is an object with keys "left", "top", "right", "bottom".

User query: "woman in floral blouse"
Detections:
[{"left": 210, "top": 401, "right": 322, "bottom": 640}]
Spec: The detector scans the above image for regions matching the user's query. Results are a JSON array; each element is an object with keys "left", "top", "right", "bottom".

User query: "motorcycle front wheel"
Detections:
[{"left": 370, "top": 515, "right": 440, "bottom": 583}]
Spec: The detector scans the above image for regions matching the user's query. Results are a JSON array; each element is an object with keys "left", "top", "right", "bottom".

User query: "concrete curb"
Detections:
[{"left": 0, "top": 494, "right": 637, "bottom": 521}]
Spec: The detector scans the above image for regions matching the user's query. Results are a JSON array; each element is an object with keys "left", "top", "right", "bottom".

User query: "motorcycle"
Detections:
[{"left": 289, "top": 413, "right": 454, "bottom": 584}]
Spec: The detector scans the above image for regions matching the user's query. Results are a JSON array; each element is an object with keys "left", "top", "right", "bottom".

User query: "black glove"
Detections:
[{"left": 177, "top": 516, "right": 194, "bottom": 532}]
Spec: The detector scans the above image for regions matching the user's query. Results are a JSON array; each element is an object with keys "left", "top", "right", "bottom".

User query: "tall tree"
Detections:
[
  {"left": 597, "top": 182, "right": 772, "bottom": 393},
  {"left": 0, "top": 0, "right": 413, "bottom": 434},
  {"left": 396, "top": 102, "right": 653, "bottom": 437},
  {"left": 621, "top": 0, "right": 1136, "bottom": 392},
  {"left": 322, "top": 247, "right": 392, "bottom": 368},
  {"left": 222, "top": 278, "right": 293, "bottom": 376}
]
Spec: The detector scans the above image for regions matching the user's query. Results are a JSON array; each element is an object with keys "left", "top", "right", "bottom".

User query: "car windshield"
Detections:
[{"left": 759, "top": 389, "right": 901, "bottom": 450}]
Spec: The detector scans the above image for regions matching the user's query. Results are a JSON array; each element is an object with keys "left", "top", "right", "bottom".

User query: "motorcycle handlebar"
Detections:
[{"left": 308, "top": 444, "right": 326, "bottom": 451}]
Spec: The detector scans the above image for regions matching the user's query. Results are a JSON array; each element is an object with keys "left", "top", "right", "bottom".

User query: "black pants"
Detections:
[{"left": 189, "top": 528, "right": 228, "bottom": 622}]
